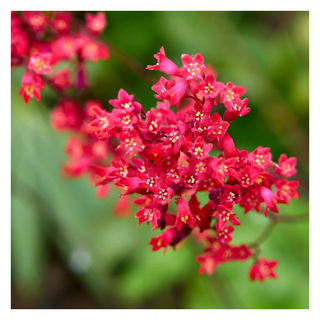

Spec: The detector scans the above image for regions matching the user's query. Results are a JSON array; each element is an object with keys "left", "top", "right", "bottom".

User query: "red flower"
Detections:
[
  {"left": 180, "top": 53, "right": 205, "bottom": 80},
  {"left": 223, "top": 98, "right": 250, "bottom": 122},
  {"left": 116, "top": 130, "right": 144, "bottom": 156},
  {"left": 199, "top": 74, "right": 224, "bottom": 99},
  {"left": 213, "top": 203, "right": 241, "bottom": 230},
  {"left": 18, "top": 71, "right": 44, "bottom": 104},
  {"left": 220, "top": 82, "right": 246, "bottom": 112},
  {"left": 220, "top": 184, "right": 240, "bottom": 204},
  {"left": 22, "top": 11, "right": 47, "bottom": 33},
  {"left": 146, "top": 47, "right": 182, "bottom": 77},
  {"left": 151, "top": 76, "right": 176, "bottom": 100},
  {"left": 232, "top": 245, "right": 252, "bottom": 261},
  {"left": 149, "top": 228, "right": 177, "bottom": 253},
  {"left": 109, "top": 89, "right": 142, "bottom": 114},
  {"left": 239, "top": 187, "right": 263, "bottom": 213},
  {"left": 50, "top": 12, "right": 71, "bottom": 35},
  {"left": 134, "top": 202, "right": 161, "bottom": 230},
  {"left": 215, "top": 224, "right": 234, "bottom": 243},
  {"left": 248, "top": 146, "right": 273, "bottom": 170},
  {"left": 175, "top": 197, "right": 196, "bottom": 231},
  {"left": 50, "top": 100, "right": 83, "bottom": 131},
  {"left": 249, "top": 258, "right": 278, "bottom": 282},
  {"left": 210, "top": 157, "right": 237, "bottom": 184},
  {"left": 237, "top": 165, "right": 259, "bottom": 188},
  {"left": 275, "top": 154, "right": 297, "bottom": 177},
  {"left": 187, "top": 136, "right": 213, "bottom": 160},
  {"left": 52, "top": 36, "right": 78, "bottom": 61},
  {"left": 47, "top": 69, "right": 71, "bottom": 91},
  {"left": 207, "top": 112, "right": 229, "bottom": 142},
  {"left": 150, "top": 175, "right": 175, "bottom": 206},
  {"left": 28, "top": 52, "right": 52, "bottom": 75},
  {"left": 78, "top": 38, "right": 109, "bottom": 62},
  {"left": 167, "top": 78, "right": 189, "bottom": 108},
  {"left": 196, "top": 254, "right": 218, "bottom": 275},
  {"left": 275, "top": 179, "right": 299, "bottom": 204},
  {"left": 85, "top": 12, "right": 107, "bottom": 35},
  {"left": 259, "top": 186, "right": 280, "bottom": 216}
]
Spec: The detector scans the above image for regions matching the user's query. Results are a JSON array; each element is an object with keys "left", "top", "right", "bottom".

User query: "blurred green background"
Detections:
[{"left": 11, "top": 11, "right": 309, "bottom": 309}]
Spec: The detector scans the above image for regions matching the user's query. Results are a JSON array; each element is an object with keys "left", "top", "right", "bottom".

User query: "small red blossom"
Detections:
[
  {"left": 78, "top": 38, "right": 109, "bottom": 62},
  {"left": 50, "top": 12, "right": 71, "bottom": 34},
  {"left": 249, "top": 258, "right": 278, "bottom": 282},
  {"left": 48, "top": 69, "right": 71, "bottom": 90},
  {"left": 109, "top": 89, "right": 142, "bottom": 114},
  {"left": 146, "top": 47, "right": 182, "bottom": 77},
  {"left": 22, "top": 11, "right": 47, "bottom": 33},
  {"left": 213, "top": 203, "right": 241, "bottom": 230},
  {"left": 232, "top": 245, "right": 252, "bottom": 261},
  {"left": 134, "top": 203, "right": 161, "bottom": 230},
  {"left": 150, "top": 176, "right": 175, "bottom": 206},
  {"left": 187, "top": 136, "right": 213, "bottom": 160},
  {"left": 151, "top": 76, "right": 176, "bottom": 100},
  {"left": 18, "top": 71, "right": 44, "bottom": 104},
  {"left": 237, "top": 165, "right": 259, "bottom": 188},
  {"left": 52, "top": 36, "right": 78, "bottom": 61},
  {"left": 220, "top": 184, "right": 240, "bottom": 204},
  {"left": 275, "top": 179, "right": 300, "bottom": 204},
  {"left": 180, "top": 53, "right": 205, "bottom": 80},
  {"left": 199, "top": 74, "right": 224, "bottom": 99},
  {"left": 220, "top": 82, "right": 246, "bottom": 112},
  {"left": 223, "top": 98, "right": 250, "bottom": 122},
  {"left": 215, "top": 224, "right": 234, "bottom": 243},
  {"left": 28, "top": 52, "right": 52, "bottom": 74},
  {"left": 259, "top": 186, "right": 280, "bottom": 216},
  {"left": 210, "top": 157, "right": 238, "bottom": 184},
  {"left": 275, "top": 154, "right": 297, "bottom": 178},
  {"left": 149, "top": 228, "right": 177, "bottom": 253},
  {"left": 208, "top": 112, "right": 229, "bottom": 142},
  {"left": 248, "top": 146, "right": 273, "bottom": 170},
  {"left": 239, "top": 187, "right": 263, "bottom": 214},
  {"left": 196, "top": 254, "right": 218, "bottom": 275},
  {"left": 85, "top": 12, "right": 107, "bottom": 35},
  {"left": 50, "top": 100, "right": 83, "bottom": 131},
  {"left": 167, "top": 78, "right": 189, "bottom": 108},
  {"left": 175, "top": 197, "right": 196, "bottom": 231}
]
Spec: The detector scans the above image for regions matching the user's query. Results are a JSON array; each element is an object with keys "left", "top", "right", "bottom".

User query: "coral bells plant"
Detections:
[{"left": 88, "top": 47, "right": 300, "bottom": 282}]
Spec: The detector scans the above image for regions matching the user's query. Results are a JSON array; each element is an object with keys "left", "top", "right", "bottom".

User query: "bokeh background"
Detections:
[{"left": 11, "top": 11, "right": 309, "bottom": 309}]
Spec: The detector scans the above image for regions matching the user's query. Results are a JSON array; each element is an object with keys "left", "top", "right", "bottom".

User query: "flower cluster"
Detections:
[
  {"left": 11, "top": 11, "right": 118, "bottom": 200},
  {"left": 11, "top": 11, "right": 108, "bottom": 103},
  {"left": 87, "top": 47, "right": 300, "bottom": 281},
  {"left": 50, "top": 98, "right": 127, "bottom": 200}
]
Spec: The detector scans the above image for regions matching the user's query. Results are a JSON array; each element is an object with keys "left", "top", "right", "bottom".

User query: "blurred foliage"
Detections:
[{"left": 11, "top": 11, "right": 309, "bottom": 309}]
